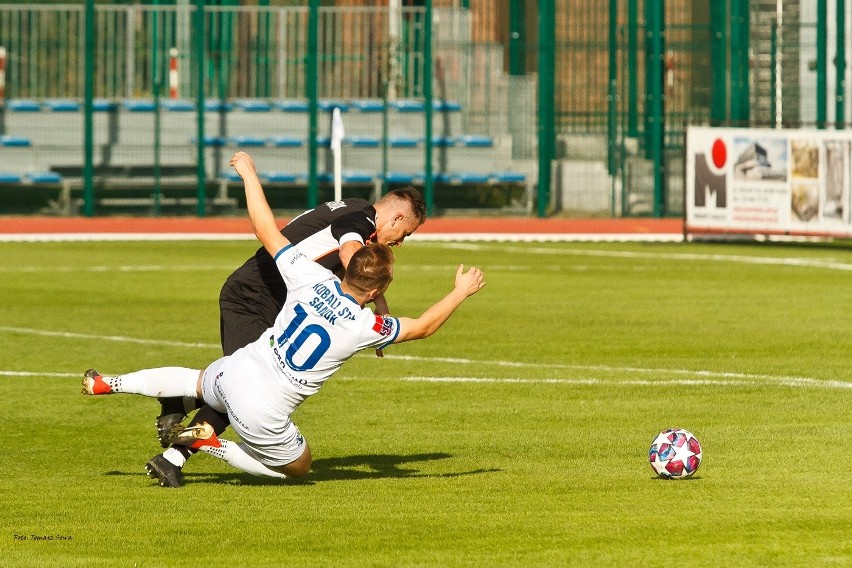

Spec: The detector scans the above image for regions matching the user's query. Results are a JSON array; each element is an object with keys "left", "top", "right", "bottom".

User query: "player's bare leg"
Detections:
[{"left": 165, "top": 422, "right": 311, "bottom": 480}]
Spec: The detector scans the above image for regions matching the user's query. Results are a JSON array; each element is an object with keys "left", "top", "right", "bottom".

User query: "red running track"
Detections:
[{"left": 0, "top": 216, "right": 683, "bottom": 235}]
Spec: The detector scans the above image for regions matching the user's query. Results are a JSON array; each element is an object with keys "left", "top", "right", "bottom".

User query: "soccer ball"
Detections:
[{"left": 648, "top": 428, "right": 702, "bottom": 479}]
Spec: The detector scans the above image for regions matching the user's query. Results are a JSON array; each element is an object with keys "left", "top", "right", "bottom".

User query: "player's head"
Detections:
[
  {"left": 373, "top": 186, "right": 426, "bottom": 247},
  {"left": 344, "top": 243, "right": 395, "bottom": 303}
]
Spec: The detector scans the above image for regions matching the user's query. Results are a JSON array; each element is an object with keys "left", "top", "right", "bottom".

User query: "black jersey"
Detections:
[{"left": 220, "top": 198, "right": 377, "bottom": 318}]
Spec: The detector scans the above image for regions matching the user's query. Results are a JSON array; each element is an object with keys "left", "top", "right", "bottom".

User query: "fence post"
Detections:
[
  {"left": 194, "top": 0, "right": 206, "bottom": 217},
  {"left": 306, "top": 0, "right": 319, "bottom": 210},
  {"left": 424, "top": 0, "right": 434, "bottom": 216},
  {"left": 730, "top": 0, "right": 750, "bottom": 125},
  {"left": 607, "top": 0, "right": 617, "bottom": 178},
  {"left": 644, "top": 0, "right": 665, "bottom": 217},
  {"left": 537, "top": 0, "right": 555, "bottom": 218},
  {"left": 836, "top": 0, "right": 846, "bottom": 128},
  {"left": 627, "top": 0, "right": 638, "bottom": 137},
  {"left": 153, "top": 1, "right": 163, "bottom": 216},
  {"left": 710, "top": 0, "right": 726, "bottom": 125},
  {"left": 817, "top": 0, "right": 826, "bottom": 128},
  {"left": 83, "top": 0, "right": 95, "bottom": 217},
  {"left": 0, "top": 46, "right": 6, "bottom": 135}
]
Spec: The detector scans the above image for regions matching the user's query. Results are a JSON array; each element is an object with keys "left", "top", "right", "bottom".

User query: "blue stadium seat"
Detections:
[
  {"left": 352, "top": 100, "right": 385, "bottom": 112},
  {"left": 190, "top": 136, "right": 227, "bottom": 146},
  {"left": 219, "top": 171, "right": 243, "bottom": 183},
  {"left": 391, "top": 100, "right": 423, "bottom": 112},
  {"left": 389, "top": 100, "right": 461, "bottom": 112},
  {"left": 205, "top": 100, "right": 233, "bottom": 112},
  {"left": 389, "top": 136, "right": 418, "bottom": 148},
  {"left": 7, "top": 100, "right": 41, "bottom": 112},
  {"left": 316, "top": 135, "right": 331, "bottom": 147},
  {"left": 27, "top": 172, "right": 63, "bottom": 184},
  {"left": 342, "top": 171, "right": 374, "bottom": 184},
  {"left": 349, "top": 136, "right": 380, "bottom": 148},
  {"left": 457, "top": 172, "right": 490, "bottom": 184},
  {"left": 45, "top": 99, "right": 80, "bottom": 112},
  {"left": 0, "top": 135, "right": 32, "bottom": 147},
  {"left": 382, "top": 171, "right": 415, "bottom": 184},
  {"left": 270, "top": 135, "right": 305, "bottom": 147},
  {"left": 493, "top": 172, "right": 527, "bottom": 183},
  {"left": 262, "top": 172, "right": 300, "bottom": 183},
  {"left": 231, "top": 135, "right": 266, "bottom": 147},
  {"left": 123, "top": 99, "right": 156, "bottom": 112},
  {"left": 275, "top": 100, "right": 309, "bottom": 112},
  {"left": 435, "top": 100, "right": 461, "bottom": 112},
  {"left": 319, "top": 101, "right": 349, "bottom": 113},
  {"left": 430, "top": 136, "right": 457, "bottom": 147},
  {"left": 0, "top": 173, "right": 23, "bottom": 183},
  {"left": 461, "top": 135, "right": 493, "bottom": 148},
  {"left": 235, "top": 99, "right": 272, "bottom": 112},
  {"left": 164, "top": 100, "right": 194, "bottom": 112},
  {"left": 93, "top": 99, "right": 118, "bottom": 112}
]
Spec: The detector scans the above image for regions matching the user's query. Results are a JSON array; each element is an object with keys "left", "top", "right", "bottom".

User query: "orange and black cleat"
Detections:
[{"left": 81, "top": 369, "right": 112, "bottom": 395}]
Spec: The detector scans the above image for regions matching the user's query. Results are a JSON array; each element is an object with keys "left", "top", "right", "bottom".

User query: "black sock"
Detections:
[{"left": 157, "top": 396, "right": 186, "bottom": 416}]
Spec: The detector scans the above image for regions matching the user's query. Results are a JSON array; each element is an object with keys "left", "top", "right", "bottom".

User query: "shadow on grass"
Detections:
[
  {"left": 106, "top": 453, "right": 501, "bottom": 487},
  {"left": 650, "top": 475, "right": 702, "bottom": 482}
]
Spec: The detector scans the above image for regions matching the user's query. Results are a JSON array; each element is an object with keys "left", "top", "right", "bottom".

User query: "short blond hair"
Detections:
[{"left": 345, "top": 243, "right": 395, "bottom": 296}]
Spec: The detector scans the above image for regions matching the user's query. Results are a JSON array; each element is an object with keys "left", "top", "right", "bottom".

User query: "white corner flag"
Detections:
[{"left": 331, "top": 107, "right": 345, "bottom": 201}]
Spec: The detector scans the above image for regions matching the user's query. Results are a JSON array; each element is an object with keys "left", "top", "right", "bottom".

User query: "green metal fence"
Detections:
[{"left": 0, "top": 1, "right": 848, "bottom": 219}]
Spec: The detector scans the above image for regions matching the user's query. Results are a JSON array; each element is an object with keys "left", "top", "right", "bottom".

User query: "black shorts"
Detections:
[{"left": 219, "top": 296, "right": 281, "bottom": 356}]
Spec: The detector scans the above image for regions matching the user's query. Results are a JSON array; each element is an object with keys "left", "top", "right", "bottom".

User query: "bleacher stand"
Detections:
[{"left": 0, "top": 96, "right": 531, "bottom": 214}]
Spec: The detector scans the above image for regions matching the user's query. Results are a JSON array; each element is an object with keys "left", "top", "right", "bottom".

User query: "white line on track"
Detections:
[
  {"left": 2, "top": 326, "right": 849, "bottom": 390},
  {"left": 0, "top": 233, "right": 681, "bottom": 243}
]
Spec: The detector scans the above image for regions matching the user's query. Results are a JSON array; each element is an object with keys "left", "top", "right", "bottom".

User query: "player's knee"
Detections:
[{"left": 273, "top": 443, "right": 312, "bottom": 477}]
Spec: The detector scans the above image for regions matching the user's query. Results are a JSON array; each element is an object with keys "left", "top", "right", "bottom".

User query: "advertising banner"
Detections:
[{"left": 686, "top": 126, "right": 852, "bottom": 238}]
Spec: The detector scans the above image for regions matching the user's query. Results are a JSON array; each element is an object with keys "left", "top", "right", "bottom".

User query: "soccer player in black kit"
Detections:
[{"left": 145, "top": 183, "right": 426, "bottom": 487}]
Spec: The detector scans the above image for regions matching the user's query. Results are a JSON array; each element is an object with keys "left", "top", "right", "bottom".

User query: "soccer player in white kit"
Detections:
[{"left": 82, "top": 151, "right": 486, "bottom": 483}]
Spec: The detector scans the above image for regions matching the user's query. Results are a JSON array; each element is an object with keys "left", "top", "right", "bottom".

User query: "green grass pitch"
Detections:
[{"left": 0, "top": 238, "right": 850, "bottom": 567}]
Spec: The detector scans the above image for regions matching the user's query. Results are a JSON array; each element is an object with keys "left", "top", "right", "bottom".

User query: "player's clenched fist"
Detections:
[
  {"left": 455, "top": 264, "right": 486, "bottom": 297},
  {"left": 229, "top": 151, "right": 257, "bottom": 178}
]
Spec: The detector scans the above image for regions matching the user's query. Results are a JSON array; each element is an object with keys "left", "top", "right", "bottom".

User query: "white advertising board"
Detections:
[{"left": 685, "top": 126, "right": 852, "bottom": 238}]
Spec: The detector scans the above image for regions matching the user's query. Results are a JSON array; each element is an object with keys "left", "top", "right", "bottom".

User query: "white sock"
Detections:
[
  {"left": 162, "top": 447, "right": 187, "bottom": 468},
  {"left": 198, "top": 440, "right": 287, "bottom": 479},
  {"left": 105, "top": 367, "right": 199, "bottom": 399}
]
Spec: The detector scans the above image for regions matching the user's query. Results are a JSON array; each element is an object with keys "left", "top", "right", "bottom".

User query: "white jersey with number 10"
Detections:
[{"left": 234, "top": 244, "right": 399, "bottom": 415}]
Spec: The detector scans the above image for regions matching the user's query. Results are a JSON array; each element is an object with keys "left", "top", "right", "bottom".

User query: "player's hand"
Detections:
[
  {"left": 454, "top": 264, "right": 486, "bottom": 297},
  {"left": 229, "top": 151, "right": 258, "bottom": 179}
]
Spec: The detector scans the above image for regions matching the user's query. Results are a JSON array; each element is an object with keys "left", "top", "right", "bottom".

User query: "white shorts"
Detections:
[{"left": 201, "top": 356, "right": 307, "bottom": 467}]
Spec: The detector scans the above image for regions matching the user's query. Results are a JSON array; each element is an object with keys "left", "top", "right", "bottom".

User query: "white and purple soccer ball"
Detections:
[{"left": 648, "top": 428, "right": 703, "bottom": 479}]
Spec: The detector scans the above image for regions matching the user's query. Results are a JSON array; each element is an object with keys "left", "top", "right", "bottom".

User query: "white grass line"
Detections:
[
  {"left": 3, "top": 327, "right": 848, "bottom": 389},
  {"left": 0, "top": 264, "right": 554, "bottom": 274},
  {"left": 0, "top": 371, "right": 80, "bottom": 378},
  {"left": 397, "top": 376, "right": 852, "bottom": 390},
  {"left": 0, "top": 234, "right": 256, "bottom": 242},
  {"left": 431, "top": 242, "right": 852, "bottom": 272},
  {"left": 0, "top": 264, "right": 234, "bottom": 273},
  {"left": 0, "top": 326, "right": 219, "bottom": 350},
  {"left": 410, "top": 233, "right": 684, "bottom": 243},
  {"left": 379, "top": 354, "right": 832, "bottom": 385}
]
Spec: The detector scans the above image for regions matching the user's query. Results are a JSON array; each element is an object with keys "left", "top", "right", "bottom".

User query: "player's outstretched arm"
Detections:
[
  {"left": 230, "top": 151, "right": 290, "bottom": 257},
  {"left": 394, "top": 264, "right": 485, "bottom": 343}
]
